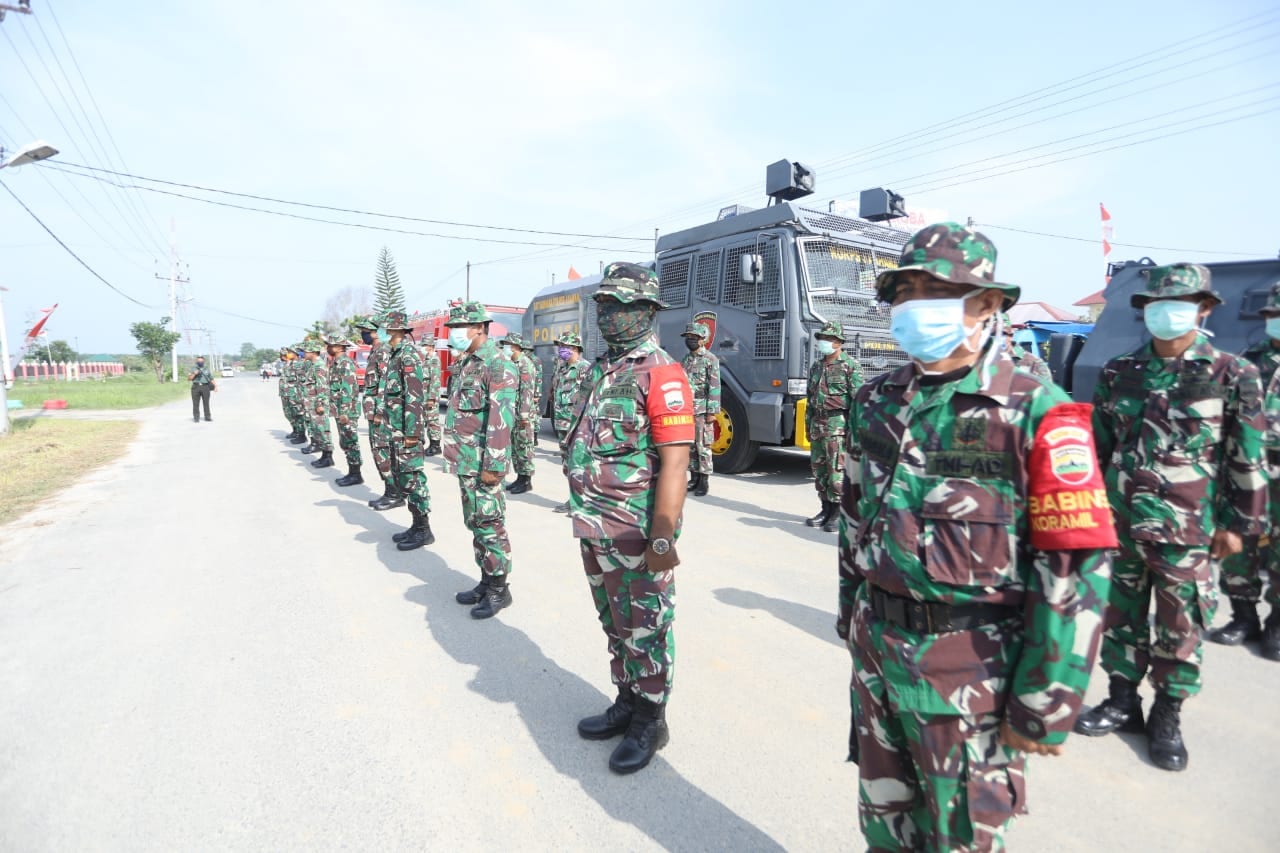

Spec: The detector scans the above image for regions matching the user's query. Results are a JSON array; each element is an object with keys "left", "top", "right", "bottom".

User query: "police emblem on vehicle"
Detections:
[{"left": 693, "top": 310, "right": 717, "bottom": 346}]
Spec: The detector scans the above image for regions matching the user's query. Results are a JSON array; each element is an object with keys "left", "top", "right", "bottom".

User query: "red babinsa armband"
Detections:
[
  {"left": 647, "top": 363, "right": 695, "bottom": 444},
  {"left": 1027, "top": 402, "right": 1118, "bottom": 551}
]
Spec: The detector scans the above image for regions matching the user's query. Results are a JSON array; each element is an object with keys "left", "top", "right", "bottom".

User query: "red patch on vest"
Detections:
[
  {"left": 647, "top": 363, "right": 695, "bottom": 444},
  {"left": 1027, "top": 403, "right": 1118, "bottom": 550}
]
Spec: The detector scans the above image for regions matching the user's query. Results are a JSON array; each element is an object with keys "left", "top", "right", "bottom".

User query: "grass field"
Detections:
[
  {"left": 0, "top": 419, "right": 140, "bottom": 525},
  {"left": 6, "top": 375, "right": 188, "bottom": 410}
]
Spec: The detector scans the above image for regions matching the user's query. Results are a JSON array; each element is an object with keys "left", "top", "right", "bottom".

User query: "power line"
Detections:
[
  {"left": 975, "top": 223, "right": 1267, "bottom": 257},
  {"left": 0, "top": 179, "right": 158, "bottom": 308}
]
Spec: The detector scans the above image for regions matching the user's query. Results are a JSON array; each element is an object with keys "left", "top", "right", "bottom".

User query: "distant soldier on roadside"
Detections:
[
  {"left": 567, "top": 263, "right": 694, "bottom": 775},
  {"left": 804, "top": 321, "right": 861, "bottom": 532},
  {"left": 278, "top": 346, "right": 305, "bottom": 442},
  {"left": 300, "top": 339, "right": 333, "bottom": 465},
  {"left": 1076, "top": 263, "right": 1265, "bottom": 772},
  {"left": 370, "top": 310, "right": 434, "bottom": 551},
  {"left": 188, "top": 356, "right": 217, "bottom": 423},
  {"left": 356, "top": 315, "right": 399, "bottom": 510},
  {"left": 420, "top": 333, "right": 443, "bottom": 457},
  {"left": 550, "top": 331, "right": 591, "bottom": 513},
  {"left": 444, "top": 302, "right": 519, "bottom": 618},
  {"left": 503, "top": 333, "right": 541, "bottom": 495},
  {"left": 1211, "top": 281, "right": 1280, "bottom": 651},
  {"left": 325, "top": 336, "right": 363, "bottom": 487},
  {"left": 1003, "top": 314, "right": 1053, "bottom": 382},
  {"left": 681, "top": 321, "right": 720, "bottom": 497}
]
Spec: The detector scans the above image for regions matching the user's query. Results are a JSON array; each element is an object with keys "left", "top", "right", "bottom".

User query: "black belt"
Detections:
[{"left": 868, "top": 585, "right": 1019, "bottom": 634}]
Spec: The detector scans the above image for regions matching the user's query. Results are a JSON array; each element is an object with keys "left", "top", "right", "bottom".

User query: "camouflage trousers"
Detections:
[
  {"left": 1100, "top": 538, "right": 1214, "bottom": 699},
  {"left": 1218, "top": 536, "right": 1280, "bottom": 606},
  {"left": 808, "top": 425, "right": 846, "bottom": 504},
  {"left": 282, "top": 396, "right": 305, "bottom": 433},
  {"left": 389, "top": 439, "right": 430, "bottom": 515},
  {"left": 424, "top": 403, "right": 442, "bottom": 443},
  {"left": 852, "top": 598, "right": 1027, "bottom": 852},
  {"left": 366, "top": 424, "right": 392, "bottom": 481},
  {"left": 458, "top": 475, "right": 510, "bottom": 578},
  {"left": 308, "top": 406, "right": 332, "bottom": 451},
  {"left": 688, "top": 416, "right": 714, "bottom": 474},
  {"left": 334, "top": 416, "right": 362, "bottom": 467},
  {"left": 579, "top": 537, "right": 675, "bottom": 705},
  {"left": 513, "top": 419, "right": 537, "bottom": 477}
]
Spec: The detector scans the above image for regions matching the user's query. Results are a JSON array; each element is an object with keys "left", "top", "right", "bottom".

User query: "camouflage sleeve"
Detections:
[
  {"left": 836, "top": 392, "right": 867, "bottom": 638},
  {"left": 535, "top": 357, "right": 544, "bottom": 414},
  {"left": 845, "top": 357, "right": 862, "bottom": 411},
  {"left": 402, "top": 354, "right": 427, "bottom": 440},
  {"left": 805, "top": 365, "right": 818, "bottom": 429},
  {"left": 1219, "top": 362, "right": 1267, "bottom": 536},
  {"left": 483, "top": 358, "right": 518, "bottom": 475},
  {"left": 340, "top": 359, "right": 359, "bottom": 418},
  {"left": 707, "top": 356, "right": 721, "bottom": 414},
  {"left": 517, "top": 360, "right": 536, "bottom": 421},
  {"left": 1031, "top": 358, "right": 1053, "bottom": 382},
  {"left": 1090, "top": 366, "right": 1116, "bottom": 472}
]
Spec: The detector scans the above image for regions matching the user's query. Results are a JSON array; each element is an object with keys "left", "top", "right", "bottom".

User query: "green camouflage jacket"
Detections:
[
  {"left": 443, "top": 340, "right": 518, "bottom": 477},
  {"left": 514, "top": 352, "right": 540, "bottom": 422},
  {"left": 566, "top": 335, "right": 695, "bottom": 540},
  {"left": 552, "top": 358, "right": 592, "bottom": 434},
  {"left": 1242, "top": 339, "right": 1280, "bottom": 391},
  {"left": 1093, "top": 334, "right": 1266, "bottom": 545},
  {"left": 279, "top": 360, "right": 296, "bottom": 400},
  {"left": 301, "top": 358, "right": 329, "bottom": 414},
  {"left": 422, "top": 346, "right": 442, "bottom": 404},
  {"left": 1010, "top": 344, "right": 1053, "bottom": 383},
  {"left": 682, "top": 348, "right": 721, "bottom": 416},
  {"left": 806, "top": 351, "right": 862, "bottom": 437},
  {"left": 375, "top": 339, "right": 427, "bottom": 440},
  {"left": 362, "top": 342, "right": 390, "bottom": 418},
  {"left": 837, "top": 350, "right": 1112, "bottom": 744},
  {"left": 327, "top": 353, "right": 360, "bottom": 420}
]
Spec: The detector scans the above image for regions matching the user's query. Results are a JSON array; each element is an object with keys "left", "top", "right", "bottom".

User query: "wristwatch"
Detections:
[{"left": 650, "top": 537, "right": 672, "bottom": 555}]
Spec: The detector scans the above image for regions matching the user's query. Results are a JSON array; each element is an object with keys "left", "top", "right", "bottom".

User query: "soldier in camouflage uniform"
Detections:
[
  {"left": 443, "top": 301, "right": 519, "bottom": 619},
  {"left": 419, "top": 333, "right": 443, "bottom": 457},
  {"left": 1075, "top": 263, "right": 1266, "bottom": 772},
  {"left": 370, "top": 310, "right": 435, "bottom": 551},
  {"left": 1256, "top": 365, "right": 1280, "bottom": 660},
  {"left": 551, "top": 331, "right": 591, "bottom": 513},
  {"left": 357, "top": 315, "right": 399, "bottom": 510},
  {"left": 299, "top": 340, "right": 333, "bottom": 461},
  {"left": 325, "top": 336, "right": 364, "bottom": 487},
  {"left": 502, "top": 333, "right": 541, "bottom": 495},
  {"left": 681, "top": 322, "right": 720, "bottom": 497},
  {"left": 1002, "top": 314, "right": 1053, "bottom": 382},
  {"left": 279, "top": 347, "right": 306, "bottom": 442},
  {"left": 1211, "top": 281, "right": 1280, "bottom": 650},
  {"left": 567, "top": 263, "right": 695, "bottom": 776},
  {"left": 838, "top": 223, "right": 1116, "bottom": 851},
  {"left": 805, "top": 320, "right": 862, "bottom": 532}
]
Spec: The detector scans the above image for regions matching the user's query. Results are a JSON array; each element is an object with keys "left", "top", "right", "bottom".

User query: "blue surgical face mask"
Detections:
[
  {"left": 815, "top": 339, "right": 835, "bottom": 356},
  {"left": 1144, "top": 300, "right": 1201, "bottom": 341},
  {"left": 448, "top": 327, "right": 471, "bottom": 352},
  {"left": 376, "top": 327, "right": 391, "bottom": 344},
  {"left": 889, "top": 290, "right": 986, "bottom": 363},
  {"left": 1265, "top": 317, "right": 1280, "bottom": 341}
]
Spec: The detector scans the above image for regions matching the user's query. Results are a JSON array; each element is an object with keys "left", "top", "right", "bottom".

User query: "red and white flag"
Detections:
[
  {"left": 1100, "top": 204, "right": 1114, "bottom": 285},
  {"left": 567, "top": 266, "right": 583, "bottom": 281},
  {"left": 25, "top": 303, "right": 58, "bottom": 340}
]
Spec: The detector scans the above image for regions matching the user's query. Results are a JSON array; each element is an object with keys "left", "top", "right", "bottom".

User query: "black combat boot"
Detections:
[
  {"left": 368, "top": 481, "right": 393, "bottom": 508},
  {"left": 1261, "top": 612, "right": 1280, "bottom": 662},
  {"left": 553, "top": 501, "right": 570, "bottom": 513},
  {"left": 299, "top": 442, "right": 315, "bottom": 454},
  {"left": 335, "top": 465, "right": 363, "bottom": 487},
  {"left": 508, "top": 475, "right": 532, "bottom": 495},
  {"left": 694, "top": 473, "right": 709, "bottom": 497},
  {"left": 608, "top": 696, "right": 669, "bottom": 774},
  {"left": 310, "top": 450, "right": 335, "bottom": 468},
  {"left": 395, "top": 508, "right": 435, "bottom": 551},
  {"left": 425, "top": 439, "right": 441, "bottom": 457},
  {"left": 578, "top": 689, "right": 635, "bottom": 740},
  {"left": 1208, "top": 598, "right": 1262, "bottom": 646},
  {"left": 470, "top": 579, "right": 512, "bottom": 619},
  {"left": 686, "top": 474, "right": 698, "bottom": 493},
  {"left": 805, "top": 500, "right": 833, "bottom": 528},
  {"left": 371, "top": 486, "right": 406, "bottom": 511},
  {"left": 1074, "top": 676, "right": 1144, "bottom": 736},
  {"left": 290, "top": 432, "right": 307, "bottom": 444},
  {"left": 822, "top": 502, "right": 840, "bottom": 533},
  {"left": 1147, "top": 693, "right": 1188, "bottom": 772},
  {"left": 455, "top": 578, "right": 489, "bottom": 606}
]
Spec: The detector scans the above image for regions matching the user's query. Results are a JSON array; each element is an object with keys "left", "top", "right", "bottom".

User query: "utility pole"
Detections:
[
  {"left": 0, "top": 285, "right": 10, "bottom": 436},
  {"left": 465, "top": 261, "right": 471, "bottom": 301},
  {"left": 156, "top": 223, "right": 188, "bottom": 383}
]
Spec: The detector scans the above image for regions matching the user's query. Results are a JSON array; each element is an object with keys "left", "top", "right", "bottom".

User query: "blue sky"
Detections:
[{"left": 2, "top": 0, "right": 1278, "bottom": 355}]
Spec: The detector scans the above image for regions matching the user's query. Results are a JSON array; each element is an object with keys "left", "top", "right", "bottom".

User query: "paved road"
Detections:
[{"left": 0, "top": 377, "right": 1275, "bottom": 851}]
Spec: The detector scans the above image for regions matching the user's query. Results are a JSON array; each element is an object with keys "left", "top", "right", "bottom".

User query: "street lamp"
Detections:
[{"left": 0, "top": 140, "right": 60, "bottom": 436}]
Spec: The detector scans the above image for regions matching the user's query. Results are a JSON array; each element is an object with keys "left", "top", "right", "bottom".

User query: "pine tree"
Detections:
[{"left": 373, "top": 246, "right": 405, "bottom": 313}]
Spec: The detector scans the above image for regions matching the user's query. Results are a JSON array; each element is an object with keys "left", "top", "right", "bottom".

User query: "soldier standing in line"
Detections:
[
  {"left": 680, "top": 322, "right": 720, "bottom": 497},
  {"left": 188, "top": 356, "right": 217, "bottom": 423},
  {"left": 420, "top": 332, "right": 444, "bottom": 457},
  {"left": 278, "top": 347, "right": 304, "bottom": 442},
  {"left": 838, "top": 223, "right": 1116, "bottom": 851},
  {"left": 567, "top": 263, "right": 694, "bottom": 775},
  {"left": 804, "top": 321, "right": 862, "bottom": 532},
  {"left": 1255, "top": 366, "right": 1280, "bottom": 660},
  {"left": 550, "top": 331, "right": 591, "bottom": 514},
  {"left": 1003, "top": 315, "right": 1054, "bottom": 382},
  {"left": 369, "top": 310, "right": 434, "bottom": 550},
  {"left": 502, "top": 333, "right": 541, "bottom": 495},
  {"left": 356, "top": 315, "right": 399, "bottom": 510},
  {"left": 1211, "top": 281, "right": 1280, "bottom": 649},
  {"left": 287, "top": 345, "right": 310, "bottom": 443},
  {"left": 443, "top": 302, "right": 519, "bottom": 619},
  {"left": 326, "top": 336, "right": 364, "bottom": 487},
  {"left": 1075, "top": 263, "right": 1265, "bottom": 772},
  {"left": 301, "top": 340, "right": 334, "bottom": 467}
]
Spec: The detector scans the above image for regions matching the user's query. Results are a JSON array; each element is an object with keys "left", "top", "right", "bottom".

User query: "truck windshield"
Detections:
[{"left": 800, "top": 238, "right": 898, "bottom": 331}]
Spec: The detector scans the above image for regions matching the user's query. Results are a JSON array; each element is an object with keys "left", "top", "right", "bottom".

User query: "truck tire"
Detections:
[{"left": 711, "top": 391, "right": 759, "bottom": 474}]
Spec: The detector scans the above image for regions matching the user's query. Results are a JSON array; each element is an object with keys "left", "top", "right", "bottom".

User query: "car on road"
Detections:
[{"left": 220, "top": 366, "right": 235, "bottom": 378}]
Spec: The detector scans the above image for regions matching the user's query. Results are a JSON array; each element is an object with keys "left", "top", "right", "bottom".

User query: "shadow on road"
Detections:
[{"left": 713, "top": 587, "right": 843, "bottom": 648}]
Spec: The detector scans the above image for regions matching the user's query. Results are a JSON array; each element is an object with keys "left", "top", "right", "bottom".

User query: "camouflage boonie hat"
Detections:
[
  {"left": 554, "top": 332, "right": 583, "bottom": 348},
  {"left": 815, "top": 320, "right": 846, "bottom": 342},
  {"left": 324, "top": 335, "right": 352, "bottom": 347},
  {"left": 1259, "top": 282, "right": 1280, "bottom": 317},
  {"left": 302, "top": 339, "right": 325, "bottom": 353},
  {"left": 502, "top": 333, "right": 527, "bottom": 349},
  {"left": 594, "top": 262, "right": 668, "bottom": 308},
  {"left": 1130, "top": 262, "right": 1221, "bottom": 308},
  {"left": 875, "top": 222, "right": 1020, "bottom": 309},
  {"left": 683, "top": 322, "right": 710, "bottom": 339},
  {"left": 445, "top": 300, "right": 492, "bottom": 326},
  {"left": 353, "top": 314, "right": 377, "bottom": 330},
  {"left": 377, "top": 309, "right": 412, "bottom": 330}
]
